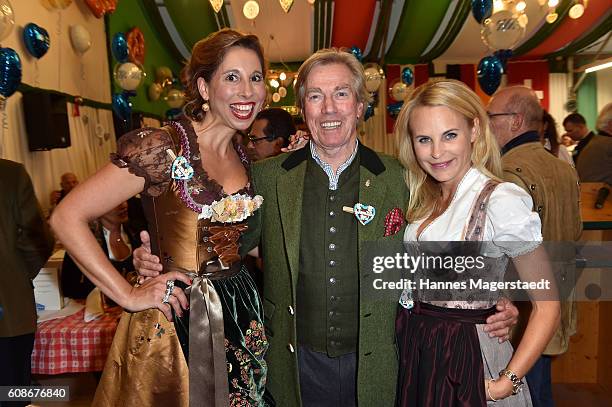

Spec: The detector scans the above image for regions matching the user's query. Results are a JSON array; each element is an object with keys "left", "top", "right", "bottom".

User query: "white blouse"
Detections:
[
  {"left": 404, "top": 167, "right": 542, "bottom": 257},
  {"left": 399, "top": 167, "right": 543, "bottom": 309}
]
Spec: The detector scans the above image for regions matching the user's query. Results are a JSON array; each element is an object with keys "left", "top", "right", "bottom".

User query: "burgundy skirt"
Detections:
[{"left": 395, "top": 302, "right": 496, "bottom": 407}]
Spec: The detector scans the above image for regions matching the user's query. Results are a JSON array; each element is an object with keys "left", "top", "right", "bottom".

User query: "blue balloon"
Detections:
[
  {"left": 111, "top": 32, "right": 129, "bottom": 63},
  {"left": 166, "top": 108, "right": 183, "bottom": 120},
  {"left": 23, "top": 23, "right": 50, "bottom": 59},
  {"left": 364, "top": 102, "right": 375, "bottom": 121},
  {"left": 112, "top": 92, "right": 132, "bottom": 122},
  {"left": 350, "top": 46, "right": 363, "bottom": 62},
  {"left": 386, "top": 101, "right": 403, "bottom": 118},
  {"left": 471, "top": 0, "right": 493, "bottom": 24},
  {"left": 0, "top": 48, "right": 22, "bottom": 98},
  {"left": 477, "top": 55, "right": 503, "bottom": 96},
  {"left": 401, "top": 67, "right": 414, "bottom": 86},
  {"left": 493, "top": 49, "right": 513, "bottom": 71}
]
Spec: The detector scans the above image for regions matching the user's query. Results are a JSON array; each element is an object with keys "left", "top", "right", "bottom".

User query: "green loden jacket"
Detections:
[{"left": 242, "top": 143, "right": 409, "bottom": 406}]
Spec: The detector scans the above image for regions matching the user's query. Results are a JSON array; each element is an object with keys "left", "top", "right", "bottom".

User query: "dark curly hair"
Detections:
[{"left": 181, "top": 29, "right": 266, "bottom": 122}]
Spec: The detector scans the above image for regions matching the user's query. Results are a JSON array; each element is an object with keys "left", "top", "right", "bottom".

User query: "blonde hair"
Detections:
[
  {"left": 294, "top": 48, "right": 372, "bottom": 119},
  {"left": 395, "top": 79, "right": 503, "bottom": 222}
]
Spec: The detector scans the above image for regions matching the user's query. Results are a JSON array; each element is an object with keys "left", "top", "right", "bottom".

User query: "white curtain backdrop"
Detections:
[
  {"left": 548, "top": 73, "right": 569, "bottom": 136},
  {"left": 596, "top": 69, "right": 612, "bottom": 116},
  {"left": 359, "top": 77, "right": 398, "bottom": 157},
  {"left": 0, "top": 1, "right": 112, "bottom": 214},
  {"left": 1, "top": 93, "right": 116, "bottom": 215}
]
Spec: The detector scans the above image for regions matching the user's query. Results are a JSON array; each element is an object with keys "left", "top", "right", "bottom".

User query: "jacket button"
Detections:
[
  {"left": 329, "top": 260, "right": 336, "bottom": 267},
  {"left": 329, "top": 243, "right": 336, "bottom": 251},
  {"left": 287, "top": 343, "right": 295, "bottom": 353},
  {"left": 288, "top": 306, "right": 294, "bottom": 315},
  {"left": 329, "top": 227, "right": 336, "bottom": 234}
]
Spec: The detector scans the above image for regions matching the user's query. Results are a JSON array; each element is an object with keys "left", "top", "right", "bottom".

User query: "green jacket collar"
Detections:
[{"left": 280, "top": 142, "right": 386, "bottom": 176}]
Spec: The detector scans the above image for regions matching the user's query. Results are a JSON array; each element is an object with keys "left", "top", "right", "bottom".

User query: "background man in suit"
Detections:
[
  {"left": 246, "top": 107, "right": 296, "bottom": 161},
  {"left": 134, "top": 49, "right": 519, "bottom": 407},
  {"left": 488, "top": 86, "right": 582, "bottom": 407},
  {"left": 61, "top": 201, "right": 141, "bottom": 299},
  {"left": 49, "top": 172, "right": 79, "bottom": 208},
  {"left": 562, "top": 112, "right": 595, "bottom": 164},
  {"left": 574, "top": 103, "right": 612, "bottom": 186},
  {"left": 0, "top": 159, "right": 54, "bottom": 407}
]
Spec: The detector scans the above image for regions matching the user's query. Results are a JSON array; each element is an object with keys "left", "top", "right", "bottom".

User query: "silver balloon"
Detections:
[
  {"left": 389, "top": 80, "right": 409, "bottom": 102},
  {"left": 364, "top": 63, "right": 385, "bottom": 93},
  {"left": 113, "top": 62, "right": 145, "bottom": 91},
  {"left": 480, "top": 10, "right": 525, "bottom": 50}
]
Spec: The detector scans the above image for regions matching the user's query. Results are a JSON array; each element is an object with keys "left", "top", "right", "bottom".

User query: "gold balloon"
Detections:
[
  {"left": 148, "top": 83, "right": 163, "bottom": 101},
  {"left": 0, "top": 0, "right": 15, "bottom": 42},
  {"left": 166, "top": 89, "right": 185, "bottom": 108}
]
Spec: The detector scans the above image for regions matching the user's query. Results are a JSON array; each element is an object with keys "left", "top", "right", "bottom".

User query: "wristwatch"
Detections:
[{"left": 499, "top": 369, "right": 524, "bottom": 395}]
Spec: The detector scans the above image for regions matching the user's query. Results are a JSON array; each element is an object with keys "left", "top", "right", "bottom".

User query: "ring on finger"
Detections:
[{"left": 161, "top": 280, "right": 175, "bottom": 304}]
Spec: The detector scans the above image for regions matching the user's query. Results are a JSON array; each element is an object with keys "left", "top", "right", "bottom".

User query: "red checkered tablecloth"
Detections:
[{"left": 31, "top": 307, "right": 122, "bottom": 375}]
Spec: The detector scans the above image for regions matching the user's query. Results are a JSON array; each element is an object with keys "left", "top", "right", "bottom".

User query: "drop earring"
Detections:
[{"left": 202, "top": 100, "right": 210, "bottom": 112}]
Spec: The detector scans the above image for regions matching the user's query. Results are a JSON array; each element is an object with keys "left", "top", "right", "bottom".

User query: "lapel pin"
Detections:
[
  {"left": 342, "top": 203, "right": 376, "bottom": 225},
  {"left": 365, "top": 179, "right": 371, "bottom": 187},
  {"left": 167, "top": 149, "right": 194, "bottom": 180}
]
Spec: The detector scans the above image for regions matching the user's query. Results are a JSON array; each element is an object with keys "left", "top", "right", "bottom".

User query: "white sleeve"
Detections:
[{"left": 486, "top": 182, "right": 543, "bottom": 257}]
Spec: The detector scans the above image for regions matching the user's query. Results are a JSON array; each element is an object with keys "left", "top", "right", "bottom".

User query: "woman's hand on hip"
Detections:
[{"left": 125, "top": 271, "right": 191, "bottom": 322}]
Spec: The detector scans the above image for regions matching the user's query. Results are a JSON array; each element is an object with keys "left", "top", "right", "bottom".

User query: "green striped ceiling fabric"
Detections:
[
  {"left": 140, "top": 0, "right": 186, "bottom": 62},
  {"left": 314, "top": 0, "right": 334, "bottom": 51},
  {"left": 385, "top": 0, "right": 453, "bottom": 64},
  {"left": 418, "top": 0, "right": 471, "bottom": 63},
  {"left": 364, "top": 0, "right": 394, "bottom": 62},
  {"left": 163, "top": 0, "right": 220, "bottom": 51}
]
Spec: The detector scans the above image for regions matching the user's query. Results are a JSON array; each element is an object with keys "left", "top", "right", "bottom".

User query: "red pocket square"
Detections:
[{"left": 384, "top": 208, "right": 405, "bottom": 237}]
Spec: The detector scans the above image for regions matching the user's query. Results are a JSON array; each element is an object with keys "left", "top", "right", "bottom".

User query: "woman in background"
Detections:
[{"left": 540, "top": 110, "right": 574, "bottom": 165}]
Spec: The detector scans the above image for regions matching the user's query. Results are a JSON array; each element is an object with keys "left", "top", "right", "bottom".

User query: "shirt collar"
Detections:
[
  {"left": 501, "top": 130, "right": 541, "bottom": 155},
  {"left": 309, "top": 139, "right": 359, "bottom": 190}
]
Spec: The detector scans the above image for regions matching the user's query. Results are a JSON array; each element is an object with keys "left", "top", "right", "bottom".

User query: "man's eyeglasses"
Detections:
[
  {"left": 248, "top": 134, "right": 272, "bottom": 143},
  {"left": 487, "top": 112, "right": 518, "bottom": 118}
]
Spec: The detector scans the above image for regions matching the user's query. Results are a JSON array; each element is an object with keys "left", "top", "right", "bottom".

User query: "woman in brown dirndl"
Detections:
[
  {"left": 51, "top": 29, "right": 273, "bottom": 406},
  {"left": 393, "top": 80, "right": 560, "bottom": 406}
]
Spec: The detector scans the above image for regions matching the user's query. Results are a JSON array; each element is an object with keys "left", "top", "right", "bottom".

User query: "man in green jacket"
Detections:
[
  {"left": 134, "top": 48, "right": 518, "bottom": 407},
  {"left": 241, "top": 49, "right": 518, "bottom": 406}
]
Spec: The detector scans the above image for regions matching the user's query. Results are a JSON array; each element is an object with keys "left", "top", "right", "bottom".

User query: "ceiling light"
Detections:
[
  {"left": 548, "top": 0, "right": 559, "bottom": 7},
  {"left": 279, "top": 72, "right": 287, "bottom": 81},
  {"left": 569, "top": 3, "right": 585, "bottom": 19},
  {"left": 243, "top": 1, "right": 260, "bottom": 20},
  {"left": 545, "top": 12, "right": 558, "bottom": 23},
  {"left": 209, "top": 0, "right": 223, "bottom": 13},
  {"left": 585, "top": 60, "right": 612, "bottom": 74},
  {"left": 516, "top": 1, "right": 527, "bottom": 12},
  {"left": 269, "top": 79, "right": 280, "bottom": 88}
]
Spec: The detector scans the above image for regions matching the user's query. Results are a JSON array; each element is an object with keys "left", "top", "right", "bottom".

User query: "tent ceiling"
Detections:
[{"left": 144, "top": 0, "right": 612, "bottom": 65}]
